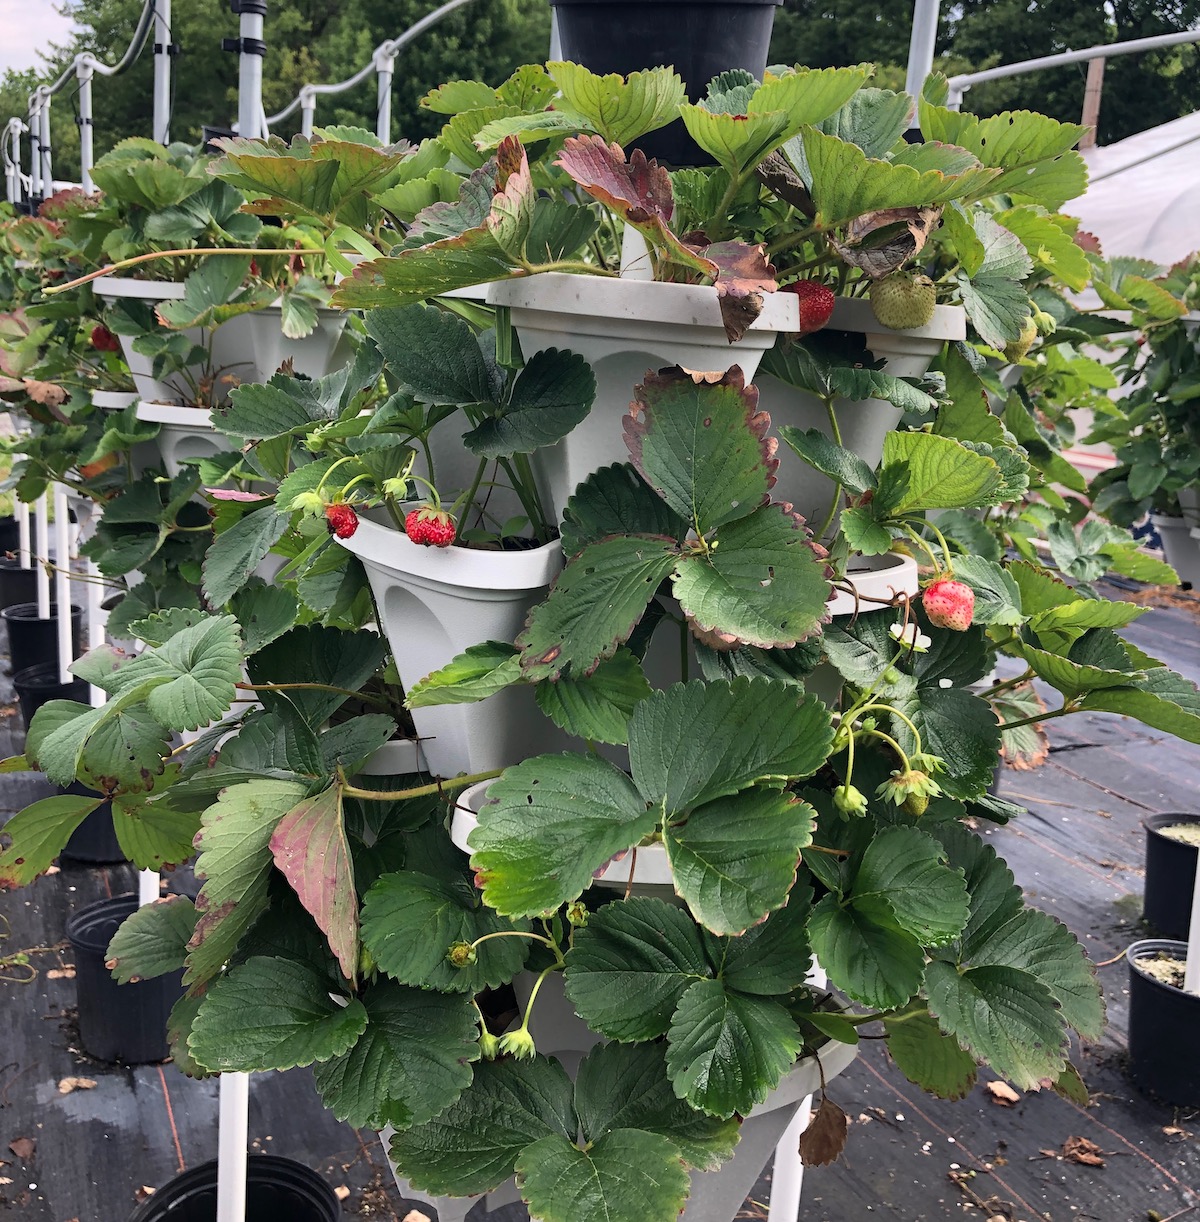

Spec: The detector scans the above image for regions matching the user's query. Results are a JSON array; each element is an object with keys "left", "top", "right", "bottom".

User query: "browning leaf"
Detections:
[
  {"left": 984, "top": 1079, "right": 1021, "bottom": 1106},
  {"left": 829, "top": 205, "right": 941, "bottom": 279},
  {"left": 557, "top": 133, "right": 675, "bottom": 227},
  {"left": 1061, "top": 1135, "right": 1105, "bottom": 1167},
  {"left": 690, "top": 239, "right": 778, "bottom": 342},
  {"left": 800, "top": 1095, "right": 849, "bottom": 1166},
  {"left": 756, "top": 150, "right": 814, "bottom": 215}
]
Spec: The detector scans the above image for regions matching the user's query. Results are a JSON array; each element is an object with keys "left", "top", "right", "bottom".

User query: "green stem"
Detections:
[
  {"left": 814, "top": 396, "right": 844, "bottom": 539},
  {"left": 339, "top": 768, "right": 503, "bottom": 802},
  {"left": 519, "top": 962, "right": 563, "bottom": 1031},
  {"left": 44, "top": 246, "right": 329, "bottom": 294},
  {"left": 860, "top": 727, "right": 913, "bottom": 772},
  {"left": 236, "top": 681, "right": 391, "bottom": 710},
  {"left": 528, "top": 260, "right": 619, "bottom": 278},
  {"left": 766, "top": 224, "right": 820, "bottom": 259},
  {"left": 450, "top": 458, "right": 488, "bottom": 524},
  {"left": 509, "top": 451, "right": 550, "bottom": 544},
  {"left": 854, "top": 703, "right": 925, "bottom": 755},
  {"left": 901, "top": 524, "right": 941, "bottom": 572},
  {"left": 984, "top": 669, "right": 1035, "bottom": 697},
  {"left": 925, "top": 520, "right": 955, "bottom": 573},
  {"left": 996, "top": 704, "right": 1078, "bottom": 733},
  {"left": 470, "top": 930, "right": 557, "bottom": 952}
]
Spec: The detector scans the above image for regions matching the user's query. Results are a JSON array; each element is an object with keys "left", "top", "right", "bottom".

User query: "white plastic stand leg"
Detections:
[
  {"left": 16, "top": 498, "right": 29, "bottom": 568},
  {"left": 217, "top": 1072, "right": 250, "bottom": 1222},
  {"left": 1184, "top": 856, "right": 1200, "bottom": 997},
  {"left": 34, "top": 491, "right": 49, "bottom": 618},
  {"left": 52, "top": 484, "right": 71, "bottom": 684}
]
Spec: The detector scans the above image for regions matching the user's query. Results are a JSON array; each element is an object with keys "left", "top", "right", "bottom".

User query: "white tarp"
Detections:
[{"left": 1070, "top": 109, "right": 1200, "bottom": 267}]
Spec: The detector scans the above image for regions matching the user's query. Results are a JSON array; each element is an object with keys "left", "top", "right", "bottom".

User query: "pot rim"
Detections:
[
  {"left": 66, "top": 893, "right": 138, "bottom": 953},
  {"left": 1126, "top": 938, "right": 1193, "bottom": 994},
  {"left": 336, "top": 508, "right": 564, "bottom": 591},
  {"left": 134, "top": 401, "right": 215, "bottom": 426},
  {"left": 94, "top": 275, "right": 341, "bottom": 319},
  {"left": 827, "top": 552, "right": 920, "bottom": 617},
  {"left": 1144, "top": 812, "right": 1200, "bottom": 837},
  {"left": 486, "top": 270, "right": 800, "bottom": 336},
  {"left": 1, "top": 601, "right": 82, "bottom": 622}
]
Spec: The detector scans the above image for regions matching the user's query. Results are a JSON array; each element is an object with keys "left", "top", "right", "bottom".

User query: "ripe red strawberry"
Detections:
[
  {"left": 785, "top": 279, "right": 835, "bottom": 335},
  {"left": 324, "top": 502, "right": 359, "bottom": 539},
  {"left": 90, "top": 324, "right": 120, "bottom": 352},
  {"left": 922, "top": 578, "right": 975, "bottom": 631},
  {"left": 405, "top": 505, "right": 456, "bottom": 548}
]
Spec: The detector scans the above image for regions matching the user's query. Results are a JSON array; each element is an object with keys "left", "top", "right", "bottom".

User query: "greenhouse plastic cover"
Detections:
[{"left": 1070, "top": 108, "right": 1200, "bottom": 267}]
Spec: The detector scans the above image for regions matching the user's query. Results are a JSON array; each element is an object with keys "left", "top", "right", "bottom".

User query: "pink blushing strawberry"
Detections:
[
  {"left": 405, "top": 505, "right": 456, "bottom": 548},
  {"left": 784, "top": 279, "right": 835, "bottom": 335},
  {"left": 922, "top": 578, "right": 975, "bottom": 631},
  {"left": 324, "top": 502, "right": 359, "bottom": 539}
]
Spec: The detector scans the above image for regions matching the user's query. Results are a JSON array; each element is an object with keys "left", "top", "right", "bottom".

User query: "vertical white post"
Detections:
[
  {"left": 77, "top": 58, "right": 95, "bottom": 193},
  {"left": 236, "top": 1, "right": 267, "bottom": 142},
  {"left": 52, "top": 485, "right": 71, "bottom": 684},
  {"left": 904, "top": 0, "right": 942, "bottom": 121},
  {"left": 374, "top": 47, "right": 396, "bottom": 143},
  {"left": 38, "top": 89, "right": 52, "bottom": 196},
  {"left": 34, "top": 492, "right": 49, "bottom": 618},
  {"left": 27, "top": 95, "right": 41, "bottom": 200},
  {"left": 549, "top": 8, "right": 561, "bottom": 60},
  {"left": 16, "top": 499, "right": 30, "bottom": 569},
  {"left": 85, "top": 556, "right": 105, "bottom": 708},
  {"left": 217, "top": 1073, "right": 251, "bottom": 1222},
  {"left": 1184, "top": 862, "right": 1200, "bottom": 997},
  {"left": 153, "top": 0, "right": 173, "bottom": 145},
  {"left": 300, "top": 88, "right": 316, "bottom": 138}
]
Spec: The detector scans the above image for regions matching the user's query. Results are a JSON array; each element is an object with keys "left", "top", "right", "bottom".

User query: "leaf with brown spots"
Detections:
[
  {"left": 830, "top": 205, "right": 941, "bottom": 279},
  {"left": 688, "top": 238, "right": 778, "bottom": 342}
]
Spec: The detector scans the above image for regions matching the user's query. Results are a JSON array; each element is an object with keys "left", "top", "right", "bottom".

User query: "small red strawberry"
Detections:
[
  {"left": 324, "top": 502, "right": 359, "bottom": 539},
  {"left": 90, "top": 324, "right": 120, "bottom": 352},
  {"left": 922, "top": 578, "right": 975, "bottom": 631},
  {"left": 785, "top": 279, "right": 835, "bottom": 335},
  {"left": 405, "top": 504, "right": 456, "bottom": 548}
]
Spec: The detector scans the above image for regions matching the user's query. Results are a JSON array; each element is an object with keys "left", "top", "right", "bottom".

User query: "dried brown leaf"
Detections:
[
  {"left": 799, "top": 1096, "right": 849, "bottom": 1166},
  {"left": 8, "top": 1137, "right": 34, "bottom": 1160},
  {"left": 830, "top": 206, "right": 941, "bottom": 279},
  {"left": 57, "top": 1077, "right": 97, "bottom": 1095},
  {"left": 984, "top": 1080, "right": 1021, "bottom": 1107},
  {"left": 1061, "top": 1135, "right": 1105, "bottom": 1167}
]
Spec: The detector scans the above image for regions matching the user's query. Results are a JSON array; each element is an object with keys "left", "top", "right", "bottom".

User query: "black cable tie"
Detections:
[
  {"left": 74, "top": 115, "right": 94, "bottom": 127},
  {"left": 222, "top": 36, "right": 266, "bottom": 56},
  {"left": 230, "top": 0, "right": 268, "bottom": 14},
  {"left": 154, "top": 42, "right": 182, "bottom": 56}
]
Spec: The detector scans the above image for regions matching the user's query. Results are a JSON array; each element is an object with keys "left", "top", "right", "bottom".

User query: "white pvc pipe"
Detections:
[
  {"left": 1185, "top": 861, "right": 1200, "bottom": 996},
  {"left": 38, "top": 91, "right": 52, "bottom": 197},
  {"left": 52, "top": 484, "right": 70, "bottom": 684},
  {"left": 237, "top": 9, "right": 265, "bottom": 142},
  {"left": 85, "top": 554, "right": 106, "bottom": 708},
  {"left": 16, "top": 500, "right": 30, "bottom": 569},
  {"left": 138, "top": 869, "right": 160, "bottom": 905},
  {"left": 300, "top": 94, "right": 316, "bottom": 138},
  {"left": 77, "top": 63, "right": 94, "bottom": 193},
  {"left": 375, "top": 58, "right": 395, "bottom": 143},
  {"left": 27, "top": 97, "right": 40, "bottom": 199},
  {"left": 34, "top": 492, "right": 49, "bottom": 618},
  {"left": 217, "top": 1073, "right": 250, "bottom": 1222},
  {"left": 904, "top": 0, "right": 941, "bottom": 115},
  {"left": 153, "top": 0, "right": 172, "bottom": 145}
]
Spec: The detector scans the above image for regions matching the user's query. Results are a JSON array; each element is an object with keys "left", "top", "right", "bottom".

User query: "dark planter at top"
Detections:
[
  {"left": 13, "top": 662, "right": 90, "bottom": 729},
  {"left": 1143, "top": 813, "right": 1200, "bottom": 940},
  {"left": 0, "top": 515, "right": 20, "bottom": 555},
  {"left": 0, "top": 557, "right": 40, "bottom": 611},
  {"left": 551, "top": 0, "right": 783, "bottom": 166}
]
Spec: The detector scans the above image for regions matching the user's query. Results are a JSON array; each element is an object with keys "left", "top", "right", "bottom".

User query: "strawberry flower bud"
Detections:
[{"left": 499, "top": 1027, "right": 536, "bottom": 1060}]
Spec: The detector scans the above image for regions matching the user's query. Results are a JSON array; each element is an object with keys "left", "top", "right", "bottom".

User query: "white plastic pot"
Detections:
[
  {"left": 90, "top": 390, "right": 139, "bottom": 412},
  {"left": 335, "top": 510, "right": 564, "bottom": 776},
  {"left": 134, "top": 403, "right": 223, "bottom": 479},
  {"left": 1152, "top": 512, "right": 1200, "bottom": 589},
  {"left": 94, "top": 275, "right": 349, "bottom": 403},
  {"left": 486, "top": 273, "right": 801, "bottom": 516},
  {"left": 756, "top": 297, "right": 966, "bottom": 525}
]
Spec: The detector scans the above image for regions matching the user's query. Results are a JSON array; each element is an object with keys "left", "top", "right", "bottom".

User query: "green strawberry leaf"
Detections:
[{"left": 106, "top": 895, "right": 198, "bottom": 984}]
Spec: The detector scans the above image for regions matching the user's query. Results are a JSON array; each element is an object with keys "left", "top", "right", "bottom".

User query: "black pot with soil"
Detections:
[
  {"left": 13, "top": 662, "right": 89, "bottom": 727},
  {"left": 1143, "top": 813, "right": 1200, "bottom": 941},
  {"left": 66, "top": 894, "right": 181, "bottom": 1064},
  {"left": 1125, "top": 938, "right": 1199, "bottom": 1108},
  {"left": 3, "top": 601, "right": 82, "bottom": 676},
  {"left": 550, "top": 0, "right": 783, "bottom": 166},
  {"left": 128, "top": 1155, "right": 341, "bottom": 1222}
]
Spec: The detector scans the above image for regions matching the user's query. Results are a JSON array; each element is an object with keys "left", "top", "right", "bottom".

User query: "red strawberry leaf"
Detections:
[
  {"left": 688, "top": 238, "right": 778, "bottom": 342},
  {"left": 271, "top": 785, "right": 359, "bottom": 982}
]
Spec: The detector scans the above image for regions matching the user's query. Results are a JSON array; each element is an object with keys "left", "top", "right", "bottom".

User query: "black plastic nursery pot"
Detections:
[
  {"left": 1144, "top": 814, "right": 1200, "bottom": 941},
  {"left": 2, "top": 601, "right": 82, "bottom": 677},
  {"left": 1125, "top": 939, "right": 1200, "bottom": 1108},
  {"left": 127, "top": 1155, "right": 341, "bottom": 1222},
  {"left": 550, "top": 0, "right": 783, "bottom": 166},
  {"left": 0, "top": 557, "right": 40, "bottom": 611},
  {"left": 66, "top": 895, "right": 181, "bottom": 1064},
  {"left": 13, "top": 661, "right": 90, "bottom": 727},
  {"left": 0, "top": 514, "right": 21, "bottom": 555},
  {"left": 60, "top": 782, "right": 125, "bottom": 865}
]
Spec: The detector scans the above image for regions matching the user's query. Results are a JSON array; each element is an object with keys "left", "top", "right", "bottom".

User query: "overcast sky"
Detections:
[{"left": 0, "top": 1, "right": 75, "bottom": 75}]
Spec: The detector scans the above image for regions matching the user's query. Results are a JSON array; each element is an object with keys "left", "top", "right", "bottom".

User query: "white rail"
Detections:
[
  {"left": 264, "top": 0, "right": 478, "bottom": 142},
  {"left": 946, "top": 27, "right": 1200, "bottom": 108}
]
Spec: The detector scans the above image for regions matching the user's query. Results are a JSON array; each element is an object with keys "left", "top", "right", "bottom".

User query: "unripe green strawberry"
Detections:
[
  {"left": 1003, "top": 316, "right": 1038, "bottom": 363},
  {"left": 869, "top": 272, "right": 937, "bottom": 330}
]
